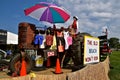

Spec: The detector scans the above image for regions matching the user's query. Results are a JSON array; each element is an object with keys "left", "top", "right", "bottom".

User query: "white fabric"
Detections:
[
  {"left": 63, "top": 31, "right": 69, "bottom": 50},
  {"left": 76, "top": 20, "right": 79, "bottom": 34},
  {"left": 40, "top": 34, "right": 46, "bottom": 49}
]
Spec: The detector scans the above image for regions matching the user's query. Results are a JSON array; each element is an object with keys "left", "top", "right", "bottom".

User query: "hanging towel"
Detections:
[
  {"left": 34, "top": 34, "right": 44, "bottom": 45},
  {"left": 50, "top": 35, "right": 57, "bottom": 50}
]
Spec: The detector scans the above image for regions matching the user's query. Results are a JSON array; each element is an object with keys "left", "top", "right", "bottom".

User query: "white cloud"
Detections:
[
  {"left": 53, "top": 0, "right": 120, "bottom": 39},
  {"left": 90, "top": 12, "right": 112, "bottom": 18}
]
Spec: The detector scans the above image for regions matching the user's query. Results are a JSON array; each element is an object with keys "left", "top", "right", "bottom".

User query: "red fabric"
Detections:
[
  {"left": 46, "top": 35, "right": 53, "bottom": 46},
  {"left": 58, "top": 41, "right": 64, "bottom": 52},
  {"left": 72, "top": 20, "right": 77, "bottom": 29},
  {"left": 57, "top": 31, "right": 63, "bottom": 37},
  {"left": 58, "top": 45, "right": 64, "bottom": 52}
]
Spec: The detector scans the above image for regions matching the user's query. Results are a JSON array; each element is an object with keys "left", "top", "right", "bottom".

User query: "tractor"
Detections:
[{"left": 9, "top": 22, "right": 111, "bottom": 74}]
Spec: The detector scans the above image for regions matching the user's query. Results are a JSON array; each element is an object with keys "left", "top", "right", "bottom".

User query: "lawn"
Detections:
[{"left": 109, "top": 50, "right": 120, "bottom": 80}]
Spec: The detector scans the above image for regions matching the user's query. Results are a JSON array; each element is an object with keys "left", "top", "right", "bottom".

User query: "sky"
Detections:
[{"left": 0, "top": 0, "right": 120, "bottom": 39}]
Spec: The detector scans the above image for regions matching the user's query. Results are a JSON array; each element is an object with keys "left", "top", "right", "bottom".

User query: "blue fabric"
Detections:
[
  {"left": 34, "top": 34, "right": 44, "bottom": 45},
  {"left": 6, "top": 50, "right": 12, "bottom": 55}
]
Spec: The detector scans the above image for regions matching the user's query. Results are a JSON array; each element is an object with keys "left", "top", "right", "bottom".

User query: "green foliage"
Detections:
[
  {"left": 108, "top": 37, "right": 120, "bottom": 50},
  {"left": 109, "top": 51, "right": 120, "bottom": 80}
]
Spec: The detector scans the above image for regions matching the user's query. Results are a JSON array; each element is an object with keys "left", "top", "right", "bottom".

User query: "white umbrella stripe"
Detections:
[{"left": 28, "top": 7, "right": 48, "bottom": 21}]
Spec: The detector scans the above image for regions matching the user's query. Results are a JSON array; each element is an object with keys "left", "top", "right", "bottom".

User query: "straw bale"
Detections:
[
  {"left": 102, "top": 56, "right": 110, "bottom": 74},
  {"left": 0, "top": 78, "right": 11, "bottom": 80},
  {"left": 0, "top": 75, "right": 30, "bottom": 80},
  {"left": 12, "top": 75, "right": 30, "bottom": 80},
  {"left": 0, "top": 56, "right": 110, "bottom": 80},
  {"left": 67, "top": 58, "right": 110, "bottom": 80},
  {"left": 34, "top": 74, "right": 67, "bottom": 80}
]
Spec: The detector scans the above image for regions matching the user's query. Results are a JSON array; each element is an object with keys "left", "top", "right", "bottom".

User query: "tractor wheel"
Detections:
[
  {"left": 9, "top": 53, "right": 33, "bottom": 74},
  {"left": 0, "top": 60, "right": 9, "bottom": 71}
]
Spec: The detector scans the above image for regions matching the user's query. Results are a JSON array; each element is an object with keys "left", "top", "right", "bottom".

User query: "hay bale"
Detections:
[
  {"left": 0, "top": 75, "right": 30, "bottom": 80},
  {"left": 0, "top": 56, "right": 110, "bottom": 80},
  {"left": 35, "top": 74, "right": 66, "bottom": 80},
  {"left": 67, "top": 58, "right": 110, "bottom": 80},
  {"left": 12, "top": 75, "right": 30, "bottom": 80},
  {"left": 102, "top": 56, "right": 110, "bottom": 74}
]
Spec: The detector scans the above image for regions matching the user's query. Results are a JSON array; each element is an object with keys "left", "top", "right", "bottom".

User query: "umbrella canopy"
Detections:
[{"left": 24, "top": 2, "right": 70, "bottom": 24}]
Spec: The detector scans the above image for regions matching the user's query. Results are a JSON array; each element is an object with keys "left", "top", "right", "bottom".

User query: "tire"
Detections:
[
  {"left": 9, "top": 53, "right": 33, "bottom": 74},
  {"left": 0, "top": 60, "right": 9, "bottom": 71}
]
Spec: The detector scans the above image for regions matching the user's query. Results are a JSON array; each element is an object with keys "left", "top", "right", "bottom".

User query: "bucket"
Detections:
[{"left": 35, "top": 55, "right": 43, "bottom": 67}]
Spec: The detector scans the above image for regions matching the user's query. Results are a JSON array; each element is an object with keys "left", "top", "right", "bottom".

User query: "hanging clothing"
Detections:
[
  {"left": 50, "top": 35, "right": 57, "bottom": 50},
  {"left": 63, "top": 31, "right": 69, "bottom": 50},
  {"left": 46, "top": 34, "right": 53, "bottom": 46},
  {"left": 34, "top": 34, "right": 44, "bottom": 45},
  {"left": 40, "top": 34, "right": 46, "bottom": 49},
  {"left": 57, "top": 31, "right": 63, "bottom": 37},
  {"left": 58, "top": 40, "right": 64, "bottom": 52},
  {"left": 67, "top": 36, "right": 73, "bottom": 46},
  {"left": 56, "top": 31, "right": 65, "bottom": 52},
  {"left": 72, "top": 19, "right": 78, "bottom": 34},
  {"left": 46, "top": 27, "right": 54, "bottom": 35},
  {"left": 56, "top": 31, "right": 65, "bottom": 45},
  {"left": 72, "top": 20, "right": 77, "bottom": 29}
]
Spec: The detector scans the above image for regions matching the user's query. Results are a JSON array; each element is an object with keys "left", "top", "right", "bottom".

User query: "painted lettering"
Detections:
[
  {"left": 89, "top": 49, "right": 97, "bottom": 53},
  {"left": 87, "top": 40, "right": 92, "bottom": 45}
]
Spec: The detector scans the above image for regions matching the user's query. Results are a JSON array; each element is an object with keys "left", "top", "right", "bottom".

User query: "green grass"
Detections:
[{"left": 109, "top": 51, "right": 120, "bottom": 80}]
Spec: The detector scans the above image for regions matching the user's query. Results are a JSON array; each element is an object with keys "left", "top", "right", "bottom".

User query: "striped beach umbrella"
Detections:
[{"left": 24, "top": 2, "right": 70, "bottom": 24}]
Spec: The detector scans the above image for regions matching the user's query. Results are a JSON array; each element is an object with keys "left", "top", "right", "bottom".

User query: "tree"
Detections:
[
  {"left": 108, "top": 37, "right": 120, "bottom": 50},
  {"left": 117, "top": 44, "right": 120, "bottom": 50}
]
